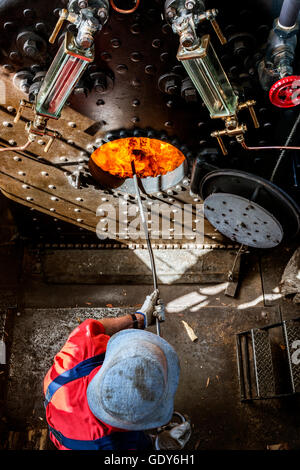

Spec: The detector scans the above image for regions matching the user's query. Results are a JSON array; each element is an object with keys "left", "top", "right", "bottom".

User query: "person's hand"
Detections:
[{"left": 136, "top": 289, "right": 159, "bottom": 328}]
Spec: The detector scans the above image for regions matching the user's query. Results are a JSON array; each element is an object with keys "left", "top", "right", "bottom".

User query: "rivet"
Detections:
[
  {"left": 22, "top": 184, "right": 30, "bottom": 189},
  {"left": 164, "top": 121, "right": 173, "bottom": 128},
  {"left": 130, "top": 23, "right": 141, "bottom": 34},
  {"left": 18, "top": 171, "right": 26, "bottom": 176},
  {"left": 48, "top": 185, "right": 56, "bottom": 189},
  {"left": 9, "top": 50, "right": 19, "bottom": 62},
  {"left": 68, "top": 122, "right": 77, "bottom": 128},
  {"left": 130, "top": 52, "right": 142, "bottom": 62},
  {"left": 13, "top": 156, "right": 22, "bottom": 161},
  {"left": 41, "top": 171, "right": 48, "bottom": 176},
  {"left": 51, "top": 197, "right": 59, "bottom": 201},
  {"left": 166, "top": 100, "right": 175, "bottom": 108},
  {"left": 26, "top": 197, "right": 33, "bottom": 201},
  {"left": 101, "top": 52, "right": 112, "bottom": 62},
  {"left": 152, "top": 39, "right": 161, "bottom": 48},
  {"left": 3, "top": 121, "right": 12, "bottom": 127},
  {"left": 96, "top": 99, "right": 105, "bottom": 105},
  {"left": 131, "top": 79, "right": 141, "bottom": 88},
  {"left": 116, "top": 64, "right": 128, "bottom": 74},
  {"left": 111, "top": 38, "right": 121, "bottom": 48},
  {"left": 35, "top": 22, "right": 46, "bottom": 32},
  {"left": 50, "top": 208, "right": 56, "bottom": 212},
  {"left": 9, "top": 140, "right": 16, "bottom": 146},
  {"left": 23, "top": 8, "right": 35, "bottom": 18},
  {"left": 38, "top": 139, "right": 45, "bottom": 146},
  {"left": 145, "top": 64, "right": 156, "bottom": 75},
  {"left": 74, "top": 208, "right": 81, "bottom": 212},
  {"left": 132, "top": 99, "right": 140, "bottom": 107},
  {"left": 160, "top": 52, "right": 169, "bottom": 62},
  {"left": 7, "top": 106, "right": 15, "bottom": 113},
  {"left": 3, "top": 22, "right": 15, "bottom": 31},
  {"left": 3, "top": 64, "right": 14, "bottom": 72},
  {"left": 131, "top": 116, "right": 140, "bottom": 123},
  {"left": 60, "top": 156, "right": 68, "bottom": 161}
]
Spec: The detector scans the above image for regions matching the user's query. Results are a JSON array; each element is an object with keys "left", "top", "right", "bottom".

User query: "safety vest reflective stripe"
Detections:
[
  {"left": 48, "top": 425, "right": 151, "bottom": 451},
  {"left": 44, "top": 353, "right": 106, "bottom": 406}
]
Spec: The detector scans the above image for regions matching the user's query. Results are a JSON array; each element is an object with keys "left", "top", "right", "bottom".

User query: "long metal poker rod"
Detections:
[{"left": 131, "top": 161, "right": 161, "bottom": 336}]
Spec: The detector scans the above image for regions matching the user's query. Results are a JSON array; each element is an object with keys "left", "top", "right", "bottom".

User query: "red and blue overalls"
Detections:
[{"left": 43, "top": 319, "right": 151, "bottom": 450}]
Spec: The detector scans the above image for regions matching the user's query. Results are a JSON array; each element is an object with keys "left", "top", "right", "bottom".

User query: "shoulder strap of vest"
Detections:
[{"left": 45, "top": 352, "right": 106, "bottom": 407}]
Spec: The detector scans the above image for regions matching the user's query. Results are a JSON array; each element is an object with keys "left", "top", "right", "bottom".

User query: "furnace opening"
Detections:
[{"left": 90, "top": 137, "right": 186, "bottom": 179}]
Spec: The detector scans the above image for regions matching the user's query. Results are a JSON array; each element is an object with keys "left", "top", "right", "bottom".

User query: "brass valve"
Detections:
[
  {"left": 211, "top": 124, "right": 247, "bottom": 156},
  {"left": 14, "top": 99, "right": 34, "bottom": 124},
  {"left": 49, "top": 8, "right": 77, "bottom": 44},
  {"left": 198, "top": 9, "right": 227, "bottom": 45},
  {"left": 25, "top": 120, "right": 61, "bottom": 153},
  {"left": 211, "top": 100, "right": 259, "bottom": 155},
  {"left": 14, "top": 100, "right": 60, "bottom": 153},
  {"left": 237, "top": 100, "right": 260, "bottom": 129}
]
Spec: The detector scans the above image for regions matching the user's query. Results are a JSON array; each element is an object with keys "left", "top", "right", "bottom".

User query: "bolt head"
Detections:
[
  {"left": 185, "top": 1, "right": 195, "bottom": 10},
  {"left": 78, "top": 0, "right": 88, "bottom": 8},
  {"left": 166, "top": 7, "right": 176, "bottom": 18},
  {"left": 98, "top": 8, "right": 107, "bottom": 20}
]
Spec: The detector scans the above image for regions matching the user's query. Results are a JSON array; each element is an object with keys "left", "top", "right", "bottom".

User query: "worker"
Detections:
[{"left": 43, "top": 290, "right": 180, "bottom": 450}]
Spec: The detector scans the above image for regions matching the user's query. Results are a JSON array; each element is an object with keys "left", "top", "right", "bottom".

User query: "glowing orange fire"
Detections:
[{"left": 91, "top": 137, "right": 185, "bottom": 179}]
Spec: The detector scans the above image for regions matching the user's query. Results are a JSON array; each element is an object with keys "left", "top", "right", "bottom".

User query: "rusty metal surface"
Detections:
[
  {"left": 0, "top": 72, "right": 234, "bottom": 246},
  {"left": 23, "top": 247, "right": 241, "bottom": 284}
]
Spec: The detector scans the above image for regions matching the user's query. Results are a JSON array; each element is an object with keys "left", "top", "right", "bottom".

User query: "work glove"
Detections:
[
  {"left": 136, "top": 289, "right": 164, "bottom": 327},
  {"left": 154, "top": 412, "right": 192, "bottom": 450}
]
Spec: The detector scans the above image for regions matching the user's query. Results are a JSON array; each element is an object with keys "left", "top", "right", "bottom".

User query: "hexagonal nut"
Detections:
[{"left": 274, "top": 18, "right": 300, "bottom": 39}]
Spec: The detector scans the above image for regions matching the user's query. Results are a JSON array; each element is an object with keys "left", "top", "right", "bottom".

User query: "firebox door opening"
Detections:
[{"left": 88, "top": 137, "right": 187, "bottom": 194}]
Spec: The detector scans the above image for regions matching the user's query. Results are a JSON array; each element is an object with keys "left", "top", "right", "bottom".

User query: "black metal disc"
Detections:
[
  {"left": 204, "top": 193, "right": 283, "bottom": 248},
  {"left": 200, "top": 169, "right": 300, "bottom": 245}
]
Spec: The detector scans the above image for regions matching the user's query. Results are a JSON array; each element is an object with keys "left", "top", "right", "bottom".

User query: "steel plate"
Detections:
[{"left": 204, "top": 193, "right": 284, "bottom": 248}]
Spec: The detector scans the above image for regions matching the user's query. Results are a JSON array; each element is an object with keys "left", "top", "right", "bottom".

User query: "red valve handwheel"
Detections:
[{"left": 269, "top": 75, "right": 300, "bottom": 108}]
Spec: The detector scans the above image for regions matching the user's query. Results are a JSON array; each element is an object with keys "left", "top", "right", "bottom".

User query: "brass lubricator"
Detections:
[
  {"left": 14, "top": 100, "right": 60, "bottom": 153},
  {"left": 13, "top": 0, "right": 108, "bottom": 154},
  {"left": 166, "top": 0, "right": 260, "bottom": 156},
  {"left": 211, "top": 100, "right": 260, "bottom": 156}
]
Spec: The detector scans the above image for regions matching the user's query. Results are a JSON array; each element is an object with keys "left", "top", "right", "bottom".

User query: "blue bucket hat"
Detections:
[{"left": 86, "top": 329, "right": 180, "bottom": 430}]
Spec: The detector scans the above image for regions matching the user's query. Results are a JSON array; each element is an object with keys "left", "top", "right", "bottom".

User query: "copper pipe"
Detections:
[
  {"left": 0, "top": 140, "right": 32, "bottom": 153},
  {"left": 110, "top": 0, "right": 140, "bottom": 14},
  {"left": 241, "top": 141, "right": 300, "bottom": 151}
]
